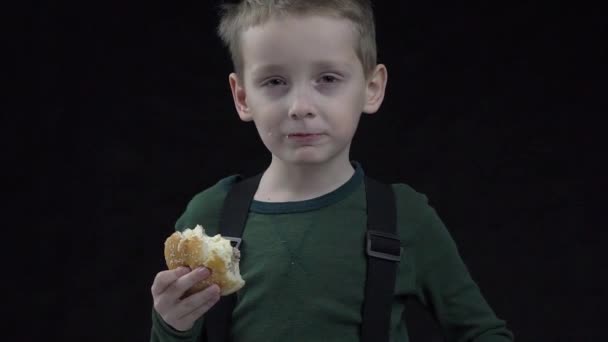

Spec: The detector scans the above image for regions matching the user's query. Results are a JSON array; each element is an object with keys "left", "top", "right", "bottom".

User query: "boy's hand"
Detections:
[{"left": 151, "top": 267, "right": 221, "bottom": 331}]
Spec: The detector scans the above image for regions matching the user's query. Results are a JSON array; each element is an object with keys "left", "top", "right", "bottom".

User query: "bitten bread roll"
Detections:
[{"left": 164, "top": 225, "right": 245, "bottom": 296}]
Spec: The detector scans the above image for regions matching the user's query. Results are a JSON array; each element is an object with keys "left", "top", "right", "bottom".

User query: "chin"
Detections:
[
  {"left": 289, "top": 158, "right": 328, "bottom": 166},
  {"left": 279, "top": 148, "right": 347, "bottom": 166},
  {"left": 267, "top": 140, "right": 351, "bottom": 166},
  {"left": 282, "top": 155, "right": 327, "bottom": 165}
]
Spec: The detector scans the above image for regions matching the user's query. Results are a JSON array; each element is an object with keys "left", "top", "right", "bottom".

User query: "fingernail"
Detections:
[{"left": 197, "top": 267, "right": 210, "bottom": 276}]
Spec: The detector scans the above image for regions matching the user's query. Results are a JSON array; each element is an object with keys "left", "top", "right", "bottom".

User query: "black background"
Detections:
[{"left": 18, "top": 1, "right": 605, "bottom": 341}]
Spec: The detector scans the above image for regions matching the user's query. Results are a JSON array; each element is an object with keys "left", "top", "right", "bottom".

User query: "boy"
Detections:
[{"left": 150, "top": 1, "right": 514, "bottom": 341}]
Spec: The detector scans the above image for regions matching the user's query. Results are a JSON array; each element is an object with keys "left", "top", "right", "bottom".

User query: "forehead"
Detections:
[{"left": 239, "top": 15, "right": 360, "bottom": 74}]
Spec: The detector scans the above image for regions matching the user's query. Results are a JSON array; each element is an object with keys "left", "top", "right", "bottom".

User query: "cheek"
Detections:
[
  {"left": 253, "top": 122, "right": 280, "bottom": 152},
  {"left": 251, "top": 109, "right": 284, "bottom": 143},
  {"left": 329, "top": 93, "right": 364, "bottom": 123},
  {"left": 338, "top": 84, "right": 367, "bottom": 111}
]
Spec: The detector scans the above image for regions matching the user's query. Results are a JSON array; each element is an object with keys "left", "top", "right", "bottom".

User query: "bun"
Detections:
[{"left": 164, "top": 225, "right": 245, "bottom": 296}]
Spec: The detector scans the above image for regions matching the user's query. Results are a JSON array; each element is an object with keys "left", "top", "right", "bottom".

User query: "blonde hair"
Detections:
[{"left": 217, "top": 0, "right": 377, "bottom": 78}]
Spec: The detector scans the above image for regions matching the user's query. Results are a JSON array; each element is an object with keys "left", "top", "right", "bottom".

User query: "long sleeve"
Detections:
[
  {"left": 149, "top": 308, "right": 204, "bottom": 342},
  {"left": 413, "top": 206, "right": 514, "bottom": 342}
]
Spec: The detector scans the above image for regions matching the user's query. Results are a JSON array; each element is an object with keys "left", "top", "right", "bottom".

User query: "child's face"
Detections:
[{"left": 229, "top": 15, "right": 386, "bottom": 166}]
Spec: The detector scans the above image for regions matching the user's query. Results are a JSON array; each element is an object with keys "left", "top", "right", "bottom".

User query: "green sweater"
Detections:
[{"left": 150, "top": 165, "right": 513, "bottom": 342}]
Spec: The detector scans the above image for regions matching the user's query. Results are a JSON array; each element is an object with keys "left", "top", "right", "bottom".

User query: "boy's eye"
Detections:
[
  {"left": 262, "top": 78, "right": 286, "bottom": 87},
  {"left": 320, "top": 75, "right": 339, "bottom": 83}
]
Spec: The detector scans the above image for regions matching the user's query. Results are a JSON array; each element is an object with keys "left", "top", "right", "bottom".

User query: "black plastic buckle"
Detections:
[
  {"left": 225, "top": 237, "right": 242, "bottom": 250},
  {"left": 366, "top": 230, "right": 402, "bottom": 262}
]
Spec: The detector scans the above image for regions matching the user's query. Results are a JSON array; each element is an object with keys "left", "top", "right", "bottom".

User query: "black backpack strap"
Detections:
[
  {"left": 361, "top": 176, "right": 402, "bottom": 342},
  {"left": 204, "top": 173, "right": 263, "bottom": 342}
]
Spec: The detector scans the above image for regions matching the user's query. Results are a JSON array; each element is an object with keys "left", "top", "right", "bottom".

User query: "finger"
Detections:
[
  {"left": 165, "top": 267, "right": 212, "bottom": 300},
  {"left": 151, "top": 267, "right": 191, "bottom": 297},
  {"left": 154, "top": 267, "right": 212, "bottom": 315},
  {"left": 163, "top": 291, "right": 220, "bottom": 332},
  {"left": 160, "top": 284, "right": 220, "bottom": 330},
  {"left": 176, "top": 284, "right": 221, "bottom": 318},
  {"left": 179, "top": 295, "right": 221, "bottom": 327},
  {"left": 178, "top": 285, "right": 221, "bottom": 321}
]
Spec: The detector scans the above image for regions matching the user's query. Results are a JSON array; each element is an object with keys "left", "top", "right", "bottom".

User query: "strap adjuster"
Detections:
[
  {"left": 225, "top": 236, "right": 242, "bottom": 249},
  {"left": 366, "top": 230, "right": 402, "bottom": 262}
]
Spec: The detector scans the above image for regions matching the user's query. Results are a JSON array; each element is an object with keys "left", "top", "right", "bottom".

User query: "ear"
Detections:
[
  {"left": 229, "top": 73, "right": 253, "bottom": 121},
  {"left": 362, "top": 64, "right": 388, "bottom": 114}
]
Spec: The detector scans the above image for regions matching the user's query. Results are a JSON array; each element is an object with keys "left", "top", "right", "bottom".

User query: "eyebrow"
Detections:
[
  {"left": 313, "top": 60, "right": 351, "bottom": 71},
  {"left": 250, "top": 64, "right": 285, "bottom": 77},
  {"left": 250, "top": 60, "right": 353, "bottom": 77}
]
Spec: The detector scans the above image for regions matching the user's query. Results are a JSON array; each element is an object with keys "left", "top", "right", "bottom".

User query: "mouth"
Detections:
[
  {"left": 287, "top": 132, "right": 324, "bottom": 137},
  {"left": 286, "top": 132, "right": 326, "bottom": 143}
]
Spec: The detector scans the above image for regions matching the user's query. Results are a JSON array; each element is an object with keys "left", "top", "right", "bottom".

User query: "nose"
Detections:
[{"left": 288, "top": 87, "right": 316, "bottom": 119}]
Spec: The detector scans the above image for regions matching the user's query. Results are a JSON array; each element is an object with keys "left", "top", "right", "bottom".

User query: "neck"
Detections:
[{"left": 255, "top": 155, "right": 355, "bottom": 202}]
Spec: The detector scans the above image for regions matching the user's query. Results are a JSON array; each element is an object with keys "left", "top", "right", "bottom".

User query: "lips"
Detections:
[
  {"left": 289, "top": 133, "right": 321, "bottom": 137},
  {"left": 285, "top": 132, "right": 325, "bottom": 143},
  {"left": 287, "top": 132, "right": 323, "bottom": 137}
]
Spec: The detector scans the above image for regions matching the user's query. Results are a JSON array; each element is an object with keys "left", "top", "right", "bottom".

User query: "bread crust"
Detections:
[{"left": 164, "top": 227, "right": 245, "bottom": 296}]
